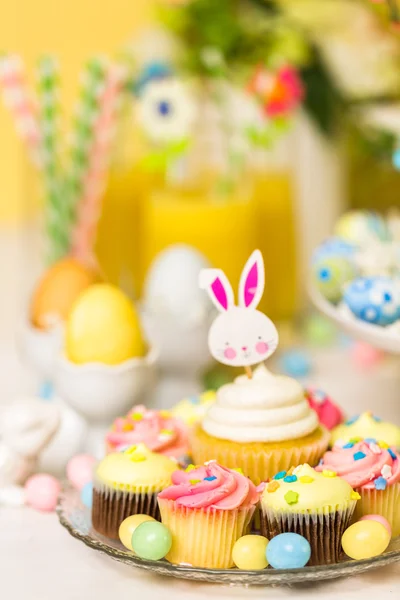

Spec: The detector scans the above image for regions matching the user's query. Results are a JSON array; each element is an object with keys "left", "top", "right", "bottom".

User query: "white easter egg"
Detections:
[{"left": 143, "top": 244, "right": 212, "bottom": 320}]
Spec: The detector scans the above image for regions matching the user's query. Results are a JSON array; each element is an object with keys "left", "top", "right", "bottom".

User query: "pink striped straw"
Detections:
[
  {"left": 0, "top": 55, "right": 42, "bottom": 166},
  {"left": 71, "top": 63, "right": 127, "bottom": 264}
]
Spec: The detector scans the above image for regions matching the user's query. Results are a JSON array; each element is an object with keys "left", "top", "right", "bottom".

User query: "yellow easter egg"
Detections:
[
  {"left": 65, "top": 284, "right": 146, "bottom": 365},
  {"left": 341, "top": 520, "right": 390, "bottom": 560},
  {"left": 232, "top": 535, "right": 269, "bottom": 570},
  {"left": 119, "top": 514, "right": 155, "bottom": 551},
  {"left": 30, "top": 258, "right": 100, "bottom": 330}
]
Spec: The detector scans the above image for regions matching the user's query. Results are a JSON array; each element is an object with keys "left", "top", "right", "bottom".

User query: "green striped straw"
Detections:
[
  {"left": 65, "top": 56, "right": 108, "bottom": 246},
  {"left": 36, "top": 55, "right": 67, "bottom": 263}
]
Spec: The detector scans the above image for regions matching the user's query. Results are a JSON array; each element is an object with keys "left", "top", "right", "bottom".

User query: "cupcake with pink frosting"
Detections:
[
  {"left": 158, "top": 461, "right": 259, "bottom": 568},
  {"left": 106, "top": 405, "right": 190, "bottom": 463},
  {"left": 317, "top": 439, "right": 400, "bottom": 537}
]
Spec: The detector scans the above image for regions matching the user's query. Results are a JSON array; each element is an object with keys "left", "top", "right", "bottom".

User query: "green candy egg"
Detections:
[
  {"left": 131, "top": 521, "right": 172, "bottom": 561},
  {"left": 312, "top": 256, "right": 356, "bottom": 304}
]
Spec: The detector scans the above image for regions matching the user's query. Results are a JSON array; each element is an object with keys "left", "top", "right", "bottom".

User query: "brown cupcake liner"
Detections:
[
  {"left": 92, "top": 486, "right": 161, "bottom": 539},
  {"left": 260, "top": 503, "right": 356, "bottom": 566},
  {"left": 158, "top": 499, "right": 256, "bottom": 569},
  {"left": 355, "top": 483, "right": 400, "bottom": 538},
  {"left": 190, "top": 427, "right": 330, "bottom": 485}
]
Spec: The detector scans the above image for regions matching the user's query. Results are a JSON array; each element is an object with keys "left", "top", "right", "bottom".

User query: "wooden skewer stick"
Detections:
[{"left": 244, "top": 365, "right": 253, "bottom": 379}]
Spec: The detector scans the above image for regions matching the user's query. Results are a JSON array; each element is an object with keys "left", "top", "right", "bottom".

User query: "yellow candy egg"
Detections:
[
  {"left": 30, "top": 258, "right": 100, "bottom": 330},
  {"left": 341, "top": 520, "right": 390, "bottom": 560},
  {"left": 119, "top": 514, "right": 155, "bottom": 551},
  {"left": 65, "top": 284, "right": 146, "bottom": 365},
  {"left": 232, "top": 535, "right": 269, "bottom": 570}
]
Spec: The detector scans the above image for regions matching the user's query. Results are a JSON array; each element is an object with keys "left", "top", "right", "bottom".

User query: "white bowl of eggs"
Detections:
[{"left": 54, "top": 284, "right": 158, "bottom": 456}]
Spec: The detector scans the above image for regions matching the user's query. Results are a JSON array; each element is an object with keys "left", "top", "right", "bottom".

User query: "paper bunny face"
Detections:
[{"left": 199, "top": 250, "right": 279, "bottom": 367}]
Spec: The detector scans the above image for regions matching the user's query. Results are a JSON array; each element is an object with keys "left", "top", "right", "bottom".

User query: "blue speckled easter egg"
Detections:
[
  {"left": 312, "top": 237, "right": 357, "bottom": 263},
  {"left": 312, "top": 256, "right": 357, "bottom": 304},
  {"left": 343, "top": 276, "right": 400, "bottom": 326},
  {"left": 266, "top": 533, "right": 311, "bottom": 569},
  {"left": 279, "top": 350, "right": 312, "bottom": 378},
  {"left": 335, "top": 211, "right": 389, "bottom": 245}
]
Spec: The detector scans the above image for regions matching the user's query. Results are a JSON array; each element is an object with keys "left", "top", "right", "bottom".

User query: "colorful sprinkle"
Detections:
[
  {"left": 131, "top": 413, "right": 143, "bottom": 421},
  {"left": 159, "top": 410, "right": 171, "bottom": 418},
  {"left": 381, "top": 465, "right": 392, "bottom": 480},
  {"left": 283, "top": 475, "right": 298, "bottom": 483},
  {"left": 189, "top": 479, "right": 201, "bottom": 485},
  {"left": 122, "top": 422, "right": 134, "bottom": 432},
  {"left": 370, "top": 443, "right": 382, "bottom": 455},
  {"left": 349, "top": 437, "right": 362, "bottom": 444},
  {"left": 204, "top": 476, "right": 217, "bottom": 482},
  {"left": 353, "top": 452, "right": 366, "bottom": 461},
  {"left": 388, "top": 449, "right": 397, "bottom": 460},
  {"left": 284, "top": 490, "right": 299, "bottom": 505},
  {"left": 351, "top": 491, "right": 361, "bottom": 500},
  {"left": 345, "top": 415, "right": 359, "bottom": 426},
  {"left": 267, "top": 481, "right": 280, "bottom": 493},
  {"left": 232, "top": 468, "right": 244, "bottom": 475},
  {"left": 322, "top": 469, "right": 337, "bottom": 478},
  {"left": 160, "top": 429, "right": 174, "bottom": 436},
  {"left": 378, "top": 441, "right": 389, "bottom": 449},
  {"left": 274, "top": 471, "right": 287, "bottom": 480},
  {"left": 185, "top": 464, "right": 196, "bottom": 472},
  {"left": 299, "top": 476, "right": 314, "bottom": 484},
  {"left": 286, "top": 467, "right": 295, "bottom": 476},
  {"left": 343, "top": 442, "right": 354, "bottom": 449},
  {"left": 364, "top": 438, "right": 377, "bottom": 444},
  {"left": 374, "top": 477, "right": 387, "bottom": 490},
  {"left": 372, "top": 415, "right": 382, "bottom": 423}
]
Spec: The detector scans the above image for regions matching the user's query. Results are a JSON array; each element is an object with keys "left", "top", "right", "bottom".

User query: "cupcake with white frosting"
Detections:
[{"left": 191, "top": 365, "right": 330, "bottom": 484}]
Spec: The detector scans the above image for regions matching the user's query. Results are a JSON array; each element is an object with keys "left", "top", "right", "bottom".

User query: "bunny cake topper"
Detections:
[{"left": 199, "top": 250, "right": 279, "bottom": 377}]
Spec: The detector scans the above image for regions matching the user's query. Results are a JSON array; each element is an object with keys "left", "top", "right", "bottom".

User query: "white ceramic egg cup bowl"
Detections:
[{"left": 54, "top": 347, "right": 158, "bottom": 458}]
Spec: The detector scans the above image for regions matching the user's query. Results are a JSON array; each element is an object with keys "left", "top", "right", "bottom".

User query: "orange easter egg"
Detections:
[{"left": 30, "top": 258, "right": 100, "bottom": 330}]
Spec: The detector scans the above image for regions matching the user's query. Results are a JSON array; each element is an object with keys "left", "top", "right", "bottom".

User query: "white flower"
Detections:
[{"left": 137, "top": 78, "right": 196, "bottom": 143}]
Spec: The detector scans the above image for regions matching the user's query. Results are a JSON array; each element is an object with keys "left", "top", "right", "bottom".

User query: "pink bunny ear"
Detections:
[
  {"left": 199, "top": 268, "right": 234, "bottom": 312},
  {"left": 238, "top": 249, "right": 265, "bottom": 309}
]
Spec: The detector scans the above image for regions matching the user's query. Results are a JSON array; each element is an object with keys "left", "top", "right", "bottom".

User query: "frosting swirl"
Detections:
[
  {"left": 317, "top": 440, "right": 400, "bottom": 489},
  {"left": 202, "top": 365, "right": 318, "bottom": 443},
  {"left": 158, "top": 462, "right": 259, "bottom": 510},
  {"left": 331, "top": 412, "right": 400, "bottom": 448},
  {"left": 106, "top": 405, "right": 189, "bottom": 459}
]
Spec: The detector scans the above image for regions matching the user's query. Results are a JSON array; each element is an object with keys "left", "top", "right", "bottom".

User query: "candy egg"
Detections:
[
  {"left": 351, "top": 341, "right": 384, "bottom": 370},
  {"left": 303, "top": 314, "right": 337, "bottom": 347},
  {"left": 343, "top": 276, "right": 400, "bottom": 326},
  {"left": 119, "top": 514, "right": 156, "bottom": 551},
  {"left": 312, "top": 256, "right": 356, "bottom": 304},
  {"left": 279, "top": 349, "right": 312, "bottom": 378},
  {"left": 30, "top": 258, "right": 99, "bottom": 330},
  {"left": 313, "top": 237, "right": 357, "bottom": 262},
  {"left": 232, "top": 535, "right": 269, "bottom": 570},
  {"left": 341, "top": 520, "right": 390, "bottom": 560},
  {"left": 335, "top": 211, "right": 389, "bottom": 246},
  {"left": 80, "top": 482, "right": 93, "bottom": 508},
  {"left": 266, "top": 533, "right": 311, "bottom": 569},
  {"left": 25, "top": 473, "right": 61, "bottom": 512},
  {"left": 66, "top": 454, "right": 96, "bottom": 490},
  {"left": 359, "top": 514, "right": 392, "bottom": 536},
  {"left": 65, "top": 284, "right": 146, "bottom": 365},
  {"left": 131, "top": 521, "right": 172, "bottom": 560}
]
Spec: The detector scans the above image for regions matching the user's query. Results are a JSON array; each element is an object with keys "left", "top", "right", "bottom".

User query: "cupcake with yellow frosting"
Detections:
[
  {"left": 191, "top": 366, "right": 330, "bottom": 484},
  {"left": 92, "top": 444, "right": 177, "bottom": 539},
  {"left": 260, "top": 464, "right": 359, "bottom": 565},
  {"left": 331, "top": 412, "right": 400, "bottom": 449}
]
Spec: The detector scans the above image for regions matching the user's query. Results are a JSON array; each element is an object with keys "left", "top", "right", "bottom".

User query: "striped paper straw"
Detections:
[
  {"left": 0, "top": 54, "right": 41, "bottom": 166},
  {"left": 72, "top": 63, "right": 127, "bottom": 263},
  {"left": 65, "top": 56, "right": 108, "bottom": 244},
  {"left": 36, "top": 56, "right": 67, "bottom": 262}
]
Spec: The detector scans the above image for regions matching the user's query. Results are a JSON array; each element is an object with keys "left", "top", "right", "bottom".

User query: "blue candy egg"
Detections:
[
  {"left": 343, "top": 276, "right": 400, "bottom": 326},
  {"left": 80, "top": 482, "right": 93, "bottom": 508},
  {"left": 266, "top": 533, "right": 311, "bottom": 569},
  {"left": 279, "top": 350, "right": 312, "bottom": 378},
  {"left": 312, "top": 256, "right": 357, "bottom": 304}
]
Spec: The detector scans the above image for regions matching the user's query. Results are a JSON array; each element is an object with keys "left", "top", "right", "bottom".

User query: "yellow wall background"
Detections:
[{"left": 0, "top": 0, "right": 153, "bottom": 223}]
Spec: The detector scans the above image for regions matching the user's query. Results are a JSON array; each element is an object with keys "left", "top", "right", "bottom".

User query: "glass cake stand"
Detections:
[
  {"left": 57, "top": 486, "right": 400, "bottom": 586},
  {"left": 309, "top": 284, "right": 400, "bottom": 354}
]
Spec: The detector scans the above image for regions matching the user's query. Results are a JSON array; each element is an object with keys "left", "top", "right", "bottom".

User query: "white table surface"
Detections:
[{"left": 0, "top": 226, "right": 399, "bottom": 599}]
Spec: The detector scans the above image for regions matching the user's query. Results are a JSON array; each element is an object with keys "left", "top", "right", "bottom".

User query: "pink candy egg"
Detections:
[
  {"left": 359, "top": 514, "right": 392, "bottom": 536},
  {"left": 351, "top": 341, "right": 383, "bottom": 370},
  {"left": 66, "top": 454, "right": 96, "bottom": 490},
  {"left": 25, "top": 474, "right": 61, "bottom": 512}
]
